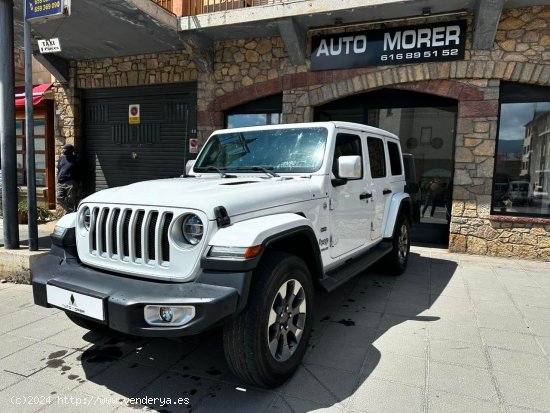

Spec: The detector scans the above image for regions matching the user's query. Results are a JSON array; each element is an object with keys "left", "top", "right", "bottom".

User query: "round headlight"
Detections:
[
  {"left": 81, "top": 207, "right": 91, "bottom": 231},
  {"left": 182, "top": 214, "right": 204, "bottom": 245}
]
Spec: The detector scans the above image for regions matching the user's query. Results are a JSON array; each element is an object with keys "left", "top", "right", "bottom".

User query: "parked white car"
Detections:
[{"left": 32, "top": 122, "right": 412, "bottom": 387}]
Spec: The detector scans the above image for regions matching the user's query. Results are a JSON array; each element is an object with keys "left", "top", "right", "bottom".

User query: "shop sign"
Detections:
[
  {"left": 26, "top": 0, "right": 68, "bottom": 22},
  {"left": 311, "top": 20, "right": 467, "bottom": 71},
  {"left": 129, "top": 104, "right": 140, "bottom": 124}
]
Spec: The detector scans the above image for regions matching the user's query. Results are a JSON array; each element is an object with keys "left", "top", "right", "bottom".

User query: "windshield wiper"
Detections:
[
  {"left": 196, "top": 166, "right": 236, "bottom": 178},
  {"left": 236, "top": 166, "right": 280, "bottom": 178}
]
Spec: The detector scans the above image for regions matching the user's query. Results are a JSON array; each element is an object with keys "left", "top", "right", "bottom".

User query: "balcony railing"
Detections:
[{"left": 151, "top": 0, "right": 275, "bottom": 17}]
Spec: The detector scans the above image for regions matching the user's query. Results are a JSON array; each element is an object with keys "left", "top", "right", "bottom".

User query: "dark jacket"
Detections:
[{"left": 57, "top": 154, "right": 79, "bottom": 183}]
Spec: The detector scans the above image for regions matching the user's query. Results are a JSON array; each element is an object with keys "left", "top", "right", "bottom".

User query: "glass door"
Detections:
[{"left": 315, "top": 88, "right": 457, "bottom": 245}]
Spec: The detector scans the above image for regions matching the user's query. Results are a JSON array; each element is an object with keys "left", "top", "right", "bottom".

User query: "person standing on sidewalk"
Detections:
[{"left": 56, "top": 144, "right": 80, "bottom": 213}]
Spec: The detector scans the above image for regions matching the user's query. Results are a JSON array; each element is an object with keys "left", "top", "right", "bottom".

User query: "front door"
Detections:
[{"left": 329, "top": 132, "right": 371, "bottom": 258}]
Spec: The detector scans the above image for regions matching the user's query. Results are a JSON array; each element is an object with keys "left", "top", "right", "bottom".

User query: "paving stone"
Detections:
[
  {"left": 305, "top": 339, "right": 368, "bottom": 373},
  {"left": 43, "top": 325, "right": 108, "bottom": 351},
  {"left": 517, "top": 305, "right": 550, "bottom": 321},
  {"left": 487, "top": 347, "right": 550, "bottom": 380},
  {"left": 0, "top": 377, "right": 68, "bottom": 413},
  {"left": 0, "top": 309, "right": 47, "bottom": 333},
  {"left": 0, "top": 333, "right": 38, "bottom": 360},
  {"left": 196, "top": 382, "right": 276, "bottom": 413},
  {"left": 511, "top": 294, "right": 550, "bottom": 309},
  {"left": 74, "top": 360, "right": 162, "bottom": 400},
  {"left": 134, "top": 372, "right": 217, "bottom": 412},
  {"left": 0, "top": 370, "right": 24, "bottom": 391},
  {"left": 429, "top": 338, "right": 489, "bottom": 368},
  {"left": 377, "top": 314, "right": 429, "bottom": 337},
  {"left": 373, "top": 330, "right": 427, "bottom": 358},
  {"left": 429, "top": 361, "right": 498, "bottom": 402},
  {"left": 480, "top": 328, "right": 543, "bottom": 355},
  {"left": 27, "top": 349, "right": 113, "bottom": 391},
  {"left": 1, "top": 341, "right": 76, "bottom": 377},
  {"left": 267, "top": 395, "right": 345, "bottom": 413},
  {"left": 348, "top": 377, "right": 424, "bottom": 413},
  {"left": 282, "top": 364, "right": 359, "bottom": 406},
  {"left": 429, "top": 321, "right": 480, "bottom": 347},
  {"left": 331, "top": 308, "right": 382, "bottom": 330},
  {"left": 320, "top": 322, "right": 377, "bottom": 346},
  {"left": 473, "top": 300, "right": 522, "bottom": 317},
  {"left": 122, "top": 338, "right": 189, "bottom": 370},
  {"left": 476, "top": 312, "right": 530, "bottom": 334},
  {"left": 536, "top": 336, "right": 550, "bottom": 356},
  {"left": 10, "top": 316, "right": 74, "bottom": 342},
  {"left": 361, "top": 350, "right": 426, "bottom": 388},
  {"left": 428, "top": 389, "right": 502, "bottom": 413},
  {"left": 524, "top": 317, "right": 550, "bottom": 337},
  {"left": 429, "top": 295, "right": 473, "bottom": 312},
  {"left": 495, "top": 371, "right": 550, "bottom": 412}
]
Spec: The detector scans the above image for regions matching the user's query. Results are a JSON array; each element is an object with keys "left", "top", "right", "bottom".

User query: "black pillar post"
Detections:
[
  {"left": 25, "top": 13, "right": 38, "bottom": 251},
  {"left": 0, "top": 0, "right": 20, "bottom": 249}
]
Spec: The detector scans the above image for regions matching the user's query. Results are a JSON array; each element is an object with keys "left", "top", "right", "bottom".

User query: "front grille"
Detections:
[{"left": 90, "top": 207, "right": 174, "bottom": 266}]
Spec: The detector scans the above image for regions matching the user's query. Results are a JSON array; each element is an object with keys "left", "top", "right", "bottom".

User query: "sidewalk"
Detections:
[
  {"left": 0, "top": 219, "right": 58, "bottom": 249},
  {"left": 0, "top": 246, "right": 549, "bottom": 412}
]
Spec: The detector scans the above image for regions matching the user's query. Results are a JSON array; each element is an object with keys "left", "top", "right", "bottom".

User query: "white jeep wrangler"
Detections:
[{"left": 32, "top": 121, "right": 411, "bottom": 387}]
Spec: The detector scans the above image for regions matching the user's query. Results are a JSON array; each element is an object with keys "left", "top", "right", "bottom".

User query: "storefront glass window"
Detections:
[
  {"left": 225, "top": 94, "right": 283, "bottom": 129},
  {"left": 227, "top": 113, "right": 282, "bottom": 129},
  {"left": 492, "top": 83, "right": 550, "bottom": 217}
]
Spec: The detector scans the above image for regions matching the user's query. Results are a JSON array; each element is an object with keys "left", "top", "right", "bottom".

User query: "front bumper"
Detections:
[{"left": 32, "top": 254, "right": 251, "bottom": 337}]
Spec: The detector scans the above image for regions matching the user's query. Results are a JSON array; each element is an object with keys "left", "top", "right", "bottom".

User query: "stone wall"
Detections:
[{"left": 55, "top": 5, "right": 550, "bottom": 259}]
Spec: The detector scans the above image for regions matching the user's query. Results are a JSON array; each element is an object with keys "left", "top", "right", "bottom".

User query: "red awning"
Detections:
[{"left": 15, "top": 83, "right": 53, "bottom": 107}]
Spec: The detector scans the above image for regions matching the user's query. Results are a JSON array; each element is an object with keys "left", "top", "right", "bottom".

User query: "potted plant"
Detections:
[{"left": 18, "top": 201, "right": 28, "bottom": 224}]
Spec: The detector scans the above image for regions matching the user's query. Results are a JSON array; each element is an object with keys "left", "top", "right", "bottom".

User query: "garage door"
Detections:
[{"left": 83, "top": 83, "right": 196, "bottom": 194}]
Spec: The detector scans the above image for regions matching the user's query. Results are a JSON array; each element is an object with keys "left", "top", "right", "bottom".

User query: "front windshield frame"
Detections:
[{"left": 194, "top": 127, "right": 329, "bottom": 174}]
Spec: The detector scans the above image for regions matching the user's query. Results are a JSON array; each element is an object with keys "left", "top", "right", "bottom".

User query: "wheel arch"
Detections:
[{"left": 383, "top": 193, "right": 413, "bottom": 239}]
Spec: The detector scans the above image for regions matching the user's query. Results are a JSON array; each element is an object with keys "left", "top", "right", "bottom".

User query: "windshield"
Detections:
[{"left": 194, "top": 127, "right": 328, "bottom": 174}]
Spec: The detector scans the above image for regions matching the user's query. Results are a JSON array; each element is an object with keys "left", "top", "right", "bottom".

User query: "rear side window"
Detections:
[
  {"left": 367, "top": 137, "right": 386, "bottom": 178},
  {"left": 387, "top": 141, "right": 403, "bottom": 176}
]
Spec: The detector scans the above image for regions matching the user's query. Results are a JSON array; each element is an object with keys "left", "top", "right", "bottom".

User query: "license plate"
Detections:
[{"left": 46, "top": 285, "right": 105, "bottom": 321}]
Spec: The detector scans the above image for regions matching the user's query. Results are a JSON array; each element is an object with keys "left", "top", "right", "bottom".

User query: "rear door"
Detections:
[{"left": 366, "top": 135, "right": 390, "bottom": 241}]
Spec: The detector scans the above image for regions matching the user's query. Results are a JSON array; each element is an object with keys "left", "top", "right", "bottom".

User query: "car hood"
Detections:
[{"left": 81, "top": 176, "right": 321, "bottom": 219}]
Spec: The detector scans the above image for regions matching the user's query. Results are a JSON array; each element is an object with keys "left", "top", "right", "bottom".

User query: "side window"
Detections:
[
  {"left": 387, "top": 141, "right": 403, "bottom": 176},
  {"left": 367, "top": 137, "right": 387, "bottom": 178},
  {"left": 333, "top": 133, "right": 362, "bottom": 178}
]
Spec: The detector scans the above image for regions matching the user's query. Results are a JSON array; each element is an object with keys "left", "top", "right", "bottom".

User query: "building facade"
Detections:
[{"left": 34, "top": 2, "right": 549, "bottom": 259}]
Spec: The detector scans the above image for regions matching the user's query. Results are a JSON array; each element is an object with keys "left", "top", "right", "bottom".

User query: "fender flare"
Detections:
[
  {"left": 201, "top": 213, "right": 322, "bottom": 274},
  {"left": 383, "top": 193, "right": 412, "bottom": 239}
]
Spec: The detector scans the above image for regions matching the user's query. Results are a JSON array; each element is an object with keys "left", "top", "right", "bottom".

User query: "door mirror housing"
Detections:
[
  {"left": 185, "top": 160, "right": 196, "bottom": 176},
  {"left": 338, "top": 155, "right": 362, "bottom": 180}
]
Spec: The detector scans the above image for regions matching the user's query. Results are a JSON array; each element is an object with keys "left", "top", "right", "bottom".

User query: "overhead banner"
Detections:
[
  {"left": 311, "top": 20, "right": 467, "bottom": 71},
  {"left": 26, "top": 0, "right": 67, "bottom": 22}
]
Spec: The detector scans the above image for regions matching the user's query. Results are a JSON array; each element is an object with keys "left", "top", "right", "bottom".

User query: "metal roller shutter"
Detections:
[{"left": 82, "top": 83, "right": 197, "bottom": 194}]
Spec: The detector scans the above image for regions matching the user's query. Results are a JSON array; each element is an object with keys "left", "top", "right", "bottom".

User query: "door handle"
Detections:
[
  {"left": 383, "top": 189, "right": 392, "bottom": 195},
  {"left": 360, "top": 192, "right": 372, "bottom": 200}
]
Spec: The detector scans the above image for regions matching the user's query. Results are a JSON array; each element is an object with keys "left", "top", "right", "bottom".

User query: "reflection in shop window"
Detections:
[
  {"left": 226, "top": 113, "right": 282, "bottom": 129},
  {"left": 493, "top": 100, "right": 550, "bottom": 217}
]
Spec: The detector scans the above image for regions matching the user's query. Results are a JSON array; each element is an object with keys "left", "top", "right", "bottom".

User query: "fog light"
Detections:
[
  {"left": 159, "top": 307, "right": 174, "bottom": 322},
  {"left": 144, "top": 305, "right": 195, "bottom": 327}
]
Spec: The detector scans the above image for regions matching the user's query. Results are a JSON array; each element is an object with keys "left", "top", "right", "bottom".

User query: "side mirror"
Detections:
[
  {"left": 338, "top": 155, "right": 362, "bottom": 180},
  {"left": 185, "top": 160, "right": 196, "bottom": 176}
]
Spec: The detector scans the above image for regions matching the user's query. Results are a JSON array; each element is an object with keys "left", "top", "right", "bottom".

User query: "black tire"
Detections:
[
  {"left": 223, "top": 252, "right": 314, "bottom": 388},
  {"left": 381, "top": 214, "right": 411, "bottom": 275},
  {"left": 66, "top": 312, "right": 108, "bottom": 332}
]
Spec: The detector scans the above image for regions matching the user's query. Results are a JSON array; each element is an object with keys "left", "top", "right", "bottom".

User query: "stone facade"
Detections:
[{"left": 54, "top": 5, "right": 550, "bottom": 259}]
